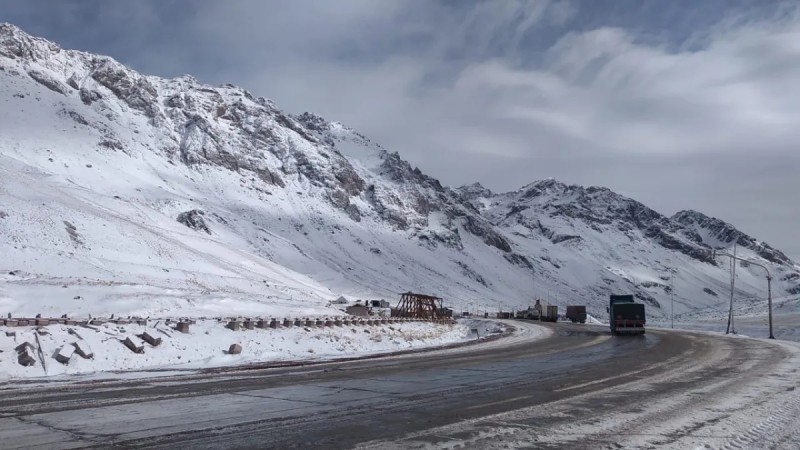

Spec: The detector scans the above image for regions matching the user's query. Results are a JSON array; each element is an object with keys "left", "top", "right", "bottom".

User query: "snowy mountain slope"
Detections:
[
  {"left": 460, "top": 179, "right": 800, "bottom": 316},
  {"left": 0, "top": 23, "right": 797, "bottom": 320},
  {"left": 0, "top": 23, "right": 533, "bottom": 318}
]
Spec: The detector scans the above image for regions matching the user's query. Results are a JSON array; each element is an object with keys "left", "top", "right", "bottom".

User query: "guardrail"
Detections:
[{"left": 0, "top": 316, "right": 458, "bottom": 332}]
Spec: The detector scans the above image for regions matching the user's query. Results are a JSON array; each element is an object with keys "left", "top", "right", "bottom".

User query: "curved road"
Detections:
[{"left": 0, "top": 321, "right": 797, "bottom": 449}]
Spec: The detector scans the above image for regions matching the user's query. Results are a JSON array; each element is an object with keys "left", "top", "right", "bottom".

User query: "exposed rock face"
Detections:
[
  {"left": 177, "top": 210, "right": 210, "bottom": 234},
  {"left": 90, "top": 58, "right": 160, "bottom": 118},
  {"left": 27, "top": 70, "right": 68, "bottom": 94},
  {"left": 482, "top": 179, "right": 718, "bottom": 264},
  {"left": 672, "top": 210, "right": 793, "bottom": 266}
]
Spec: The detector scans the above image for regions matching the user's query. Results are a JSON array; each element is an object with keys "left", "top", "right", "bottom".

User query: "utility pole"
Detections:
[
  {"left": 670, "top": 272, "right": 675, "bottom": 329},
  {"left": 713, "top": 248, "right": 774, "bottom": 339},
  {"left": 726, "top": 242, "right": 737, "bottom": 334}
]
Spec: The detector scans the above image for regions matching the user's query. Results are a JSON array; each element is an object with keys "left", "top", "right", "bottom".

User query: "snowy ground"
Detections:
[
  {"left": 649, "top": 294, "right": 800, "bottom": 342},
  {"left": 0, "top": 319, "right": 502, "bottom": 380},
  {"left": 358, "top": 331, "right": 800, "bottom": 450}
]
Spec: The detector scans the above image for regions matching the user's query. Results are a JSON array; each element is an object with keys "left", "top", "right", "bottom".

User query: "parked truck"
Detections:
[
  {"left": 515, "top": 300, "right": 557, "bottom": 322},
  {"left": 543, "top": 305, "right": 558, "bottom": 322},
  {"left": 565, "top": 305, "right": 587, "bottom": 323},
  {"left": 607, "top": 294, "right": 645, "bottom": 335}
]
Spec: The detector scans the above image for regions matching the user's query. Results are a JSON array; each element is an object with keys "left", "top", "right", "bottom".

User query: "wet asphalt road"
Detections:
[{"left": 0, "top": 320, "right": 792, "bottom": 449}]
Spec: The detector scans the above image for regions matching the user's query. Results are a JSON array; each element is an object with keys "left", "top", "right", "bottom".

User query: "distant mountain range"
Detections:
[{"left": 1, "top": 23, "right": 797, "bottom": 319}]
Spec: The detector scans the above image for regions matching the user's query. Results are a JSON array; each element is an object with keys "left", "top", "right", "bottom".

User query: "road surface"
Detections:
[{"left": 0, "top": 321, "right": 797, "bottom": 449}]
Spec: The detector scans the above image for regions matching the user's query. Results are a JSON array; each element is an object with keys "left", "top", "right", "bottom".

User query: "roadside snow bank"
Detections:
[
  {"left": 0, "top": 320, "right": 470, "bottom": 379},
  {"left": 458, "top": 318, "right": 509, "bottom": 338},
  {"left": 585, "top": 314, "right": 606, "bottom": 325}
]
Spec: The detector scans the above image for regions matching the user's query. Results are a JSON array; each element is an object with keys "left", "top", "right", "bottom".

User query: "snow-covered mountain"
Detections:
[{"left": 0, "top": 23, "right": 797, "bottom": 320}]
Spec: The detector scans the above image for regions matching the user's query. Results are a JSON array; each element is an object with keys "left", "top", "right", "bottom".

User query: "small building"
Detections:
[
  {"left": 332, "top": 296, "right": 349, "bottom": 305},
  {"left": 368, "top": 300, "right": 391, "bottom": 308},
  {"left": 438, "top": 307, "right": 454, "bottom": 318}
]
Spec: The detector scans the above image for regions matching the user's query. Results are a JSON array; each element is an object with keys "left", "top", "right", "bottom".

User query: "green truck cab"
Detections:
[{"left": 607, "top": 294, "right": 646, "bottom": 335}]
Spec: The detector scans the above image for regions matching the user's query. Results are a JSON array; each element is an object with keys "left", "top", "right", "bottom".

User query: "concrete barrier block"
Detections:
[
  {"left": 324, "top": 319, "right": 333, "bottom": 327},
  {"left": 15, "top": 342, "right": 34, "bottom": 352},
  {"left": 35, "top": 319, "right": 50, "bottom": 326},
  {"left": 122, "top": 336, "right": 144, "bottom": 354},
  {"left": 334, "top": 318, "right": 343, "bottom": 327},
  {"left": 283, "top": 318, "right": 293, "bottom": 327},
  {"left": 304, "top": 319, "right": 314, "bottom": 327},
  {"left": 17, "top": 319, "right": 29, "bottom": 326},
  {"left": 17, "top": 350, "right": 36, "bottom": 367},
  {"left": 269, "top": 319, "right": 279, "bottom": 329},
  {"left": 228, "top": 343, "right": 242, "bottom": 355},
  {"left": 227, "top": 320, "right": 241, "bottom": 331},
  {"left": 243, "top": 320, "right": 255, "bottom": 330},
  {"left": 55, "top": 345, "right": 75, "bottom": 364},
  {"left": 293, "top": 318, "right": 303, "bottom": 327},
  {"left": 175, "top": 322, "right": 190, "bottom": 333},
  {"left": 73, "top": 340, "right": 94, "bottom": 359},
  {"left": 140, "top": 331, "right": 162, "bottom": 347}
]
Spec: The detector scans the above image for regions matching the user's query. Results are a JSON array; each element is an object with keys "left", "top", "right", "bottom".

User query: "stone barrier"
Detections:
[
  {"left": 73, "top": 340, "right": 93, "bottom": 359},
  {"left": 17, "top": 343, "right": 36, "bottom": 367},
  {"left": 55, "top": 345, "right": 75, "bottom": 364},
  {"left": 121, "top": 337, "right": 144, "bottom": 354},
  {"left": 140, "top": 331, "right": 162, "bottom": 347}
]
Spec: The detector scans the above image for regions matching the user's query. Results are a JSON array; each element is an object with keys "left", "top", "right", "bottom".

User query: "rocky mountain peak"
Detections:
[
  {"left": 457, "top": 182, "right": 494, "bottom": 200},
  {"left": 672, "top": 210, "right": 794, "bottom": 266},
  {"left": 0, "top": 23, "right": 61, "bottom": 60},
  {"left": 294, "top": 112, "right": 330, "bottom": 133}
]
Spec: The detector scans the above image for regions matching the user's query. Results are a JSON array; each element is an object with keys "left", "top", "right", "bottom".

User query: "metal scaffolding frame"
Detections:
[{"left": 393, "top": 292, "right": 444, "bottom": 319}]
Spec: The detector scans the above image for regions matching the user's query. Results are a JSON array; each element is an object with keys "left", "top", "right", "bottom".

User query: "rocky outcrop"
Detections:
[
  {"left": 27, "top": 70, "right": 68, "bottom": 94},
  {"left": 177, "top": 210, "right": 210, "bottom": 234},
  {"left": 672, "top": 210, "right": 793, "bottom": 266},
  {"left": 90, "top": 58, "right": 160, "bottom": 119}
]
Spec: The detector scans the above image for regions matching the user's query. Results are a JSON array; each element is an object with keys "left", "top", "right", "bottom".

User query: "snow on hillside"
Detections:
[
  {"left": 0, "top": 23, "right": 798, "bottom": 322},
  {"left": 462, "top": 179, "right": 800, "bottom": 319}
]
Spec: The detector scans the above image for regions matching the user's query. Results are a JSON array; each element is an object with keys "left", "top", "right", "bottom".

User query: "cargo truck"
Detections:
[
  {"left": 543, "top": 305, "right": 558, "bottom": 322},
  {"left": 565, "top": 305, "right": 587, "bottom": 323},
  {"left": 607, "top": 294, "right": 645, "bottom": 335},
  {"left": 515, "top": 301, "right": 557, "bottom": 322}
]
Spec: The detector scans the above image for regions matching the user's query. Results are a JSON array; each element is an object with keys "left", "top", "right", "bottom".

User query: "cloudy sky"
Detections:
[{"left": 3, "top": 1, "right": 799, "bottom": 260}]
